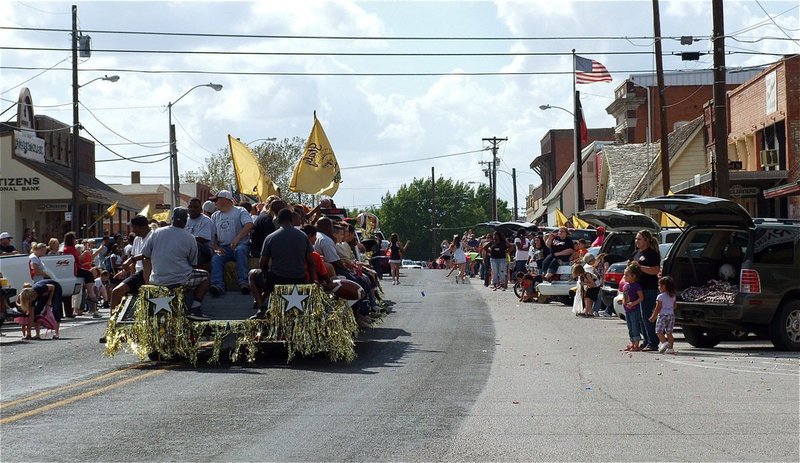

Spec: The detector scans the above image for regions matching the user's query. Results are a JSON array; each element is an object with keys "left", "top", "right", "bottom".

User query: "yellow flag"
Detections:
[
  {"left": 572, "top": 215, "right": 591, "bottom": 229},
  {"left": 228, "top": 135, "right": 279, "bottom": 201},
  {"left": 105, "top": 201, "right": 118, "bottom": 218},
  {"left": 661, "top": 190, "right": 686, "bottom": 228},
  {"left": 289, "top": 112, "right": 341, "bottom": 196},
  {"left": 152, "top": 211, "right": 170, "bottom": 223},
  {"left": 138, "top": 204, "right": 151, "bottom": 219},
  {"left": 555, "top": 209, "right": 568, "bottom": 227}
]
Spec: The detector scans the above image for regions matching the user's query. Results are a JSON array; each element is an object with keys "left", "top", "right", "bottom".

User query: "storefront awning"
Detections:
[
  {"left": 672, "top": 169, "right": 787, "bottom": 193},
  {"left": 764, "top": 180, "right": 800, "bottom": 199},
  {"left": 14, "top": 156, "right": 141, "bottom": 212}
]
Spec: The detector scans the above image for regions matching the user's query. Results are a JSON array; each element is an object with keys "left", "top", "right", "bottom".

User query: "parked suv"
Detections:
[{"left": 634, "top": 194, "right": 800, "bottom": 351}]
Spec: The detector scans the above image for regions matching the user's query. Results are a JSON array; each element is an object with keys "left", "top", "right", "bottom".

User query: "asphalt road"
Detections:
[{"left": 1, "top": 270, "right": 798, "bottom": 462}]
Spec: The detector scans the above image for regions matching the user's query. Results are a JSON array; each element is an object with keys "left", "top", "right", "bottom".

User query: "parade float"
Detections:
[{"left": 104, "top": 283, "right": 361, "bottom": 365}]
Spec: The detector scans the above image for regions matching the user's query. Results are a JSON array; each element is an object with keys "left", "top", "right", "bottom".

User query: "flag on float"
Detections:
[
  {"left": 138, "top": 204, "right": 150, "bottom": 219},
  {"left": 575, "top": 55, "right": 612, "bottom": 84},
  {"left": 576, "top": 92, "right": 589, "bottom": 145},
  {"left": 289, "top": 112, "right": 341, "bottom": 197},
  {"left": 105, "top": 201, "right": 118, "bottom": 218},
  {"left": 228, "top": 135, "right": 279, "bottom": 202}
]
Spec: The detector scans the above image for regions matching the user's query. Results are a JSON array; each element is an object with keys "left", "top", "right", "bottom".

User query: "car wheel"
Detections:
[
  {"left": 147, "top": 351, "right": 161, "bottom": 361},
  {"left": 682, "top": 325, "right": 723, "bottom": 348},
  {"left": 769, "top": 300, "right": 800, "bottom": 351}
]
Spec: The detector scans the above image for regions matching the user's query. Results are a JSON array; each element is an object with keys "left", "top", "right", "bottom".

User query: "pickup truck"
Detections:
[{"left": 0, "top": 254, "right": 82, "bottom": 306}]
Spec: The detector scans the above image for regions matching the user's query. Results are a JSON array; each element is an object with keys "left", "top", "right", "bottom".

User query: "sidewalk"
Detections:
[{"left": 0, "top": 307, "right": 110, "bottom": 345}]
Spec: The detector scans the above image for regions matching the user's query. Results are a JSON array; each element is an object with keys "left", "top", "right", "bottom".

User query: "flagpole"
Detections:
[{"left": 572, "top": 49, "right": 584, "bottom": 213}]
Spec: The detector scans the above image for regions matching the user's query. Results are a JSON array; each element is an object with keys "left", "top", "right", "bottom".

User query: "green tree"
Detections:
[
  {"left": 378, "top": 177, "right": 509, "bottom": 261},
  {"left": 182, "top": 137, "right": 305, "bottom": 197}
]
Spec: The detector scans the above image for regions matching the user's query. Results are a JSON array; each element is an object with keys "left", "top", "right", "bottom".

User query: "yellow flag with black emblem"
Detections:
[
  {"left": 105, "top": 201, "right": 118, "bottom": 218},
  {"left": 289, "top": 112, "right": 341, "bottom": 196},
  {"left": 555, "top": 208, "right": 569, "bottom": 227},
  {"left": 228, "top": 135, "right": 279, "bottom": 201}
]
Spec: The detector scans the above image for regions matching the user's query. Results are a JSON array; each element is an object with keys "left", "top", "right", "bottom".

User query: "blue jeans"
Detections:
[
  {"left": 211, "top": 244, "right": 251, "bottom": 289},
  {"left": 541, "top": 255, "right": 565, "bottom": 275},
  {"left": 639, "top": 289, "right": 659, "bottom": 348},
  {"left": 490, "top": 258, "right": 506, "bottom": 287},
  {"left": 625, "top": 309, "right": 643, "bottom": 342}
]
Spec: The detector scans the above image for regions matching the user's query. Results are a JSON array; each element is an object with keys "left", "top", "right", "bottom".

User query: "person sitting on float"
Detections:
[
  {"left": 248, "top": 208, "right": 316, "bottom": 320},
  {"left": 140, "top": 208, "right": 210, "bottom": 321}
]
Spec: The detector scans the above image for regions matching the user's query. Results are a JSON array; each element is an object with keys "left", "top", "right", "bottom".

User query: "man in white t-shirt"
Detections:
[
  {"left": 186, "top": 198, "right": 214, "bottom": 268},
  {"left": 512, "top": 230, "right": 530, "bottom": 279},
  {"left": 208, "top": 190, "right": 254, "bottom": 296}
]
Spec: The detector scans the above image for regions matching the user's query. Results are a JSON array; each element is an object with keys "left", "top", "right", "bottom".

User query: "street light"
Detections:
[
  {"left": 540, "top": 102, "right": 582, "bottom": 213},
  {"left": 168, "top": 83, "right": 223, "bottom": 208},
  {"left": 71, "top": 74, "right": 120, "bottom": 237},
  {"left": 246, "top": 137, "right": 277, "bottom": 145}
]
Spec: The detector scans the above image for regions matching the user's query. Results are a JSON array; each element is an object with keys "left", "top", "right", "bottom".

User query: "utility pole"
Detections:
[
  {"left": 431, "top": 166, "right": 436, "bottom": 261},
  {"left": 482, "top": 137, "right": 507, "bottom": 221},
  {"left": 712, "top": 0, "right": 730, "bottom": 198},
  {"left": 70, "top": 4, "right": 81, "bottom": 237},
  {"left": 512, "top": 168, "right": 518, "bottom": 221},
  {"left": 653, "top": 0, "right": 671, "bottom": 195}
]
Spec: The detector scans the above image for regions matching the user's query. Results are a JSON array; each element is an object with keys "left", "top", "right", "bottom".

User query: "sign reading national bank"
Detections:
[{"left": 0, "top": 177, "right": 41, "bottom": 192}]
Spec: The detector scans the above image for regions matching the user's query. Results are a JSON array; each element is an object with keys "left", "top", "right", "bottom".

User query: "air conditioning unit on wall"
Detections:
[{"left": 760, "top": 149, "right": 779, "bottom": 168}]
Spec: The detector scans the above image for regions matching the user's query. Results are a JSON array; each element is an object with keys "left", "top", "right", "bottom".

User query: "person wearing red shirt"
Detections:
[{"left": 63, "top": 232, "right": 99, "bottom": 315}]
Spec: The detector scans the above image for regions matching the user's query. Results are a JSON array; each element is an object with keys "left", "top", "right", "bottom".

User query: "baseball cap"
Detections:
[
  {"left": 172, "top": 207, "right": 189, "bottom": 222},
  {"left": 202, "top": 200, "right": 215, "bottom": 213},
  {"left": 0, "top": 232, "right": 12, "bottom": 240},
  {"left": 209, "top": 190, "right": 234, "bottom": 202},
  {"left": 596, "top": 226, "right": 606, "bottom": 233}
]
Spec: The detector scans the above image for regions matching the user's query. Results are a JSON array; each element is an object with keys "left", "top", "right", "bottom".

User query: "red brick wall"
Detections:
[
  {"left": 629, "top": 84, "right": 741, "bottom": 144},
  {"left": 546, "top": 128, "right": 615, "bottom": 186}
]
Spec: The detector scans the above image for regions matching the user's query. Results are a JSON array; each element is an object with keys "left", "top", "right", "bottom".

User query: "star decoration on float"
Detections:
[
  {"left": 281, "top": 285, "right": 309, "bottom": 313},
  {"left": 148, "top": 295, "right": 174, "bottom": 315}
]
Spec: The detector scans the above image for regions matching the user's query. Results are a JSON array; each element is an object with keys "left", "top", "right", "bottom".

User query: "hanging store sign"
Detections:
[
  {"left": 14, "top": 130, "right": 46, "bottom": 163},
  {"left": 35, "top": 203, "right": 70, "bottom": 212},
  {"left": 729, "top": 184, "right": 759, "bottom": 198}
]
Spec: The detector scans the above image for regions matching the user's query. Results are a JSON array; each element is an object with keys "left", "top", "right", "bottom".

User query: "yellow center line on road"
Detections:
[
  {"left": 0, "top": 368, "right": 168, "bottom": 425},
  {"left": 1, "top": 369, "right": 129, "bottom": 410}
]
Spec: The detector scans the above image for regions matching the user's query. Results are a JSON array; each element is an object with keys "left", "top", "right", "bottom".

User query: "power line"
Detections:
[
  {"left": 0, "top": 46, "right": 663, "bottom": 57},
  {"left": 1, "top": 65, "right": 756, "bottom": 77},
  {"left": 754, "top": 0, "right": 800, "bottom": 47},
  {"left": 0, "top": 56, "right": 69, "bottom": 95},
  {"left": 341, "top": 148, "right": 489, "bottom": 171},
  {"left": 79, "top": 102, "right": 172, "bottom": 148},
  {"left": 81, "top": 126, "right": 171, "bottom": 164},
  {"left": 0, "top": 26, "right": 709, "bottom": 41}
]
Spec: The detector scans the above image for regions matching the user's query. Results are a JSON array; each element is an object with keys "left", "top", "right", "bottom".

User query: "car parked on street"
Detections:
[
  {"left": 634, "top": 194, "right": 800, "bottom": 351},
  {"left": 401, "top": 259, "right": 423, "bottom": 269}
]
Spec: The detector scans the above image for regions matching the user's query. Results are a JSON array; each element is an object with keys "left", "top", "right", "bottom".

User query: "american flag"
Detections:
[{"left": 575, "top": 55, "right": 612, "bottom": 84}]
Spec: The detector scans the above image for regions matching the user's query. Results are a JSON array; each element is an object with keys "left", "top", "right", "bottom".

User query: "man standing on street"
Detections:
[
  {"left": 208, "top": 190, "right": 254, "bottom": 296},
  {"left": 0, "top": 232, "right": 18, "bottom": 255},
  {"left": 249, "top": 208, "right": 315, "bottom": 320},
  {"left": 141, "top": 208, "right": 210, "bottom": 321}
]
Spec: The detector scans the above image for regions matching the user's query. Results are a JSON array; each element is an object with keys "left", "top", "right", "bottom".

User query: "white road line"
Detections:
[{"left": 665, "top": 358, "right": 800, "bottom": 377}]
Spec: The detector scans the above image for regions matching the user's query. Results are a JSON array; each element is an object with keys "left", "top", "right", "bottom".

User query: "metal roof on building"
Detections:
[{"left": 627, "top": 68, "right": 765, "bottom": 87}]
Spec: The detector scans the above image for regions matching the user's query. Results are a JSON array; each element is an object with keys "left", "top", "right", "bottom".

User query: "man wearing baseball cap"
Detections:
[
  {"left": 140, "top": 208, "right": 210, "bottom": 321},
  {"left": 591, "top": 226, "right": 606, "bottom": 247},
  {"left": 208, "top": 190, "right": 254, "bottom": 296},
  {"left": 0, "top": 232, "right": 18, "bottom": 255}
]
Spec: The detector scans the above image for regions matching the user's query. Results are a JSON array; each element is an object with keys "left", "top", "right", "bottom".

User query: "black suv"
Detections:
[{"left": 635, "top": 195, "right": 800, "bottom": 351}]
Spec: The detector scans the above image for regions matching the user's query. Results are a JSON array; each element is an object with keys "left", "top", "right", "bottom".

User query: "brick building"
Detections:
[
  {"left": 529, "top": 127, "right": 616, "bottom": 201},
  {"left": 606, "top": 69, "right": 762, "bottom": 144}
]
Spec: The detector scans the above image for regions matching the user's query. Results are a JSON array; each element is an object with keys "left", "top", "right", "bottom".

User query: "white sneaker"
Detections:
[
  {"left": 665, "top": 347, "right": 676, "bottom": 354},
  {"left": 658, "top": 342, "right": 668, "bottom": 353}
]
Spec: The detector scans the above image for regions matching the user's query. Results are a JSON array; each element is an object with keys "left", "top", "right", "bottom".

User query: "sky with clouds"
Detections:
[{"left": 2, "top": 0, "right": 798, "bottom": 214}]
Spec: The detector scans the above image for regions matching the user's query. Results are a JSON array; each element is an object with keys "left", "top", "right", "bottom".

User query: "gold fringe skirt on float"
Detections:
[{"left": 103, "top": 284, "right": 359, "bottom": 365}]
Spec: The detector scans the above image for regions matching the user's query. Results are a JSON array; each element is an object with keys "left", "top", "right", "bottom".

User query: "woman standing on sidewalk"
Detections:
[
  {"left": 489, "top": 230, "right": 508, "bottom": 290},
  {"left": 631, "top": 230, "right": 661, "bottom": 351},
  {"left": 388, "top": 233, "right": 410, "bottom": 285}
]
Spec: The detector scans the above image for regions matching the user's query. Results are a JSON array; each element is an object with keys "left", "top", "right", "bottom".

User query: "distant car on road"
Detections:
[{"left": 401, "top": 259, "right": 423, "bottom": 269}]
